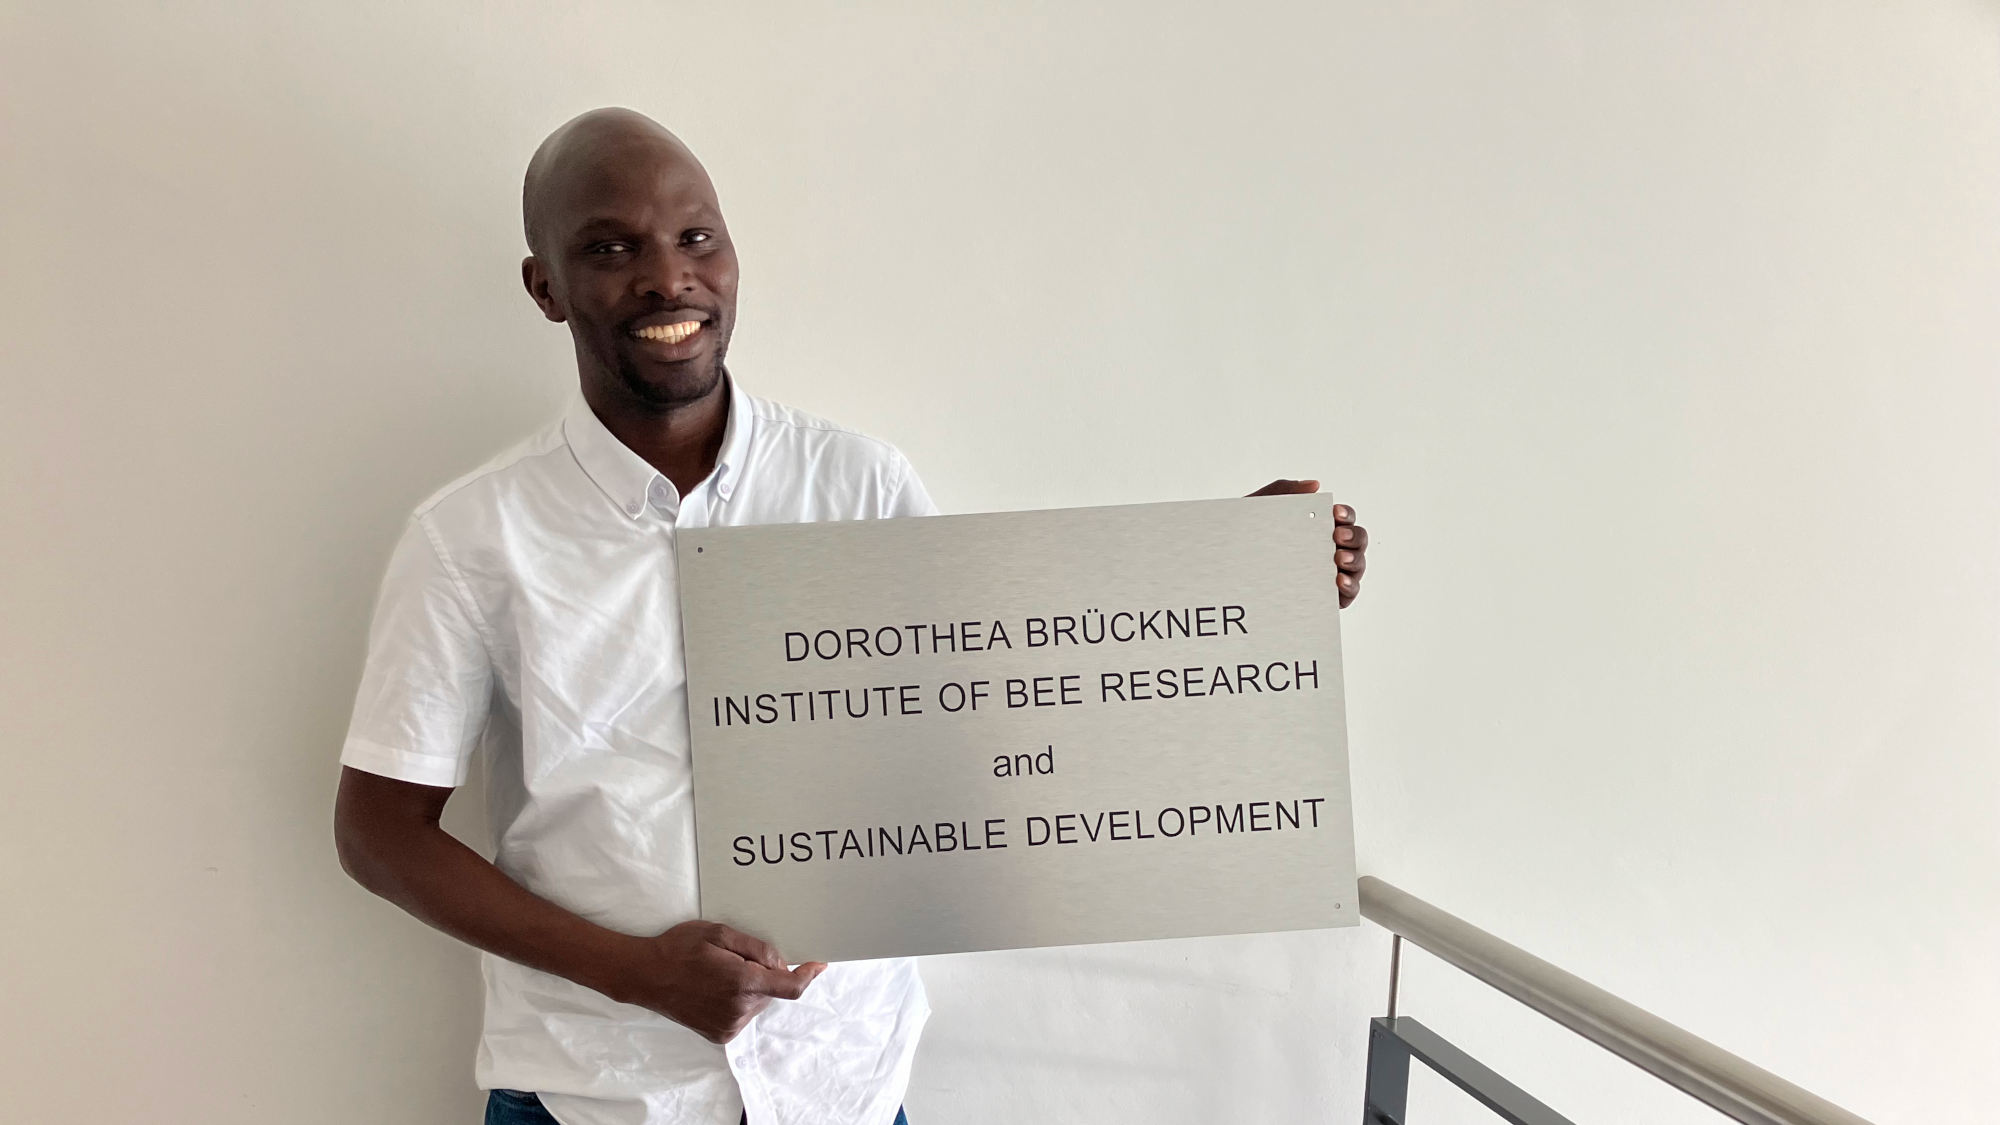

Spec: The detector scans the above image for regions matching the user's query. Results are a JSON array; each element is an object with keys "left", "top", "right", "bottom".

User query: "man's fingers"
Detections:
[
  {"left": 1247, "top": 479, "right": 1320, "bottom": 497},
  {"left": 1336, "top": 548, "right": 1366, "bottom": 578},
  {"left": 1333, "top": 523, "right": 1368, "bottom": 550},
  {"left": 1337, "top": 572, "right": 1359, "bottom": 606},
  {"left": 1332, "top": 504, "right": 1355, "bottom": 524},
  {"left": 746, "top": 961, "right": 827, "bottom": 1001},
  {"left": 707, "top": 924, "right": 787, "bottom": 972}
]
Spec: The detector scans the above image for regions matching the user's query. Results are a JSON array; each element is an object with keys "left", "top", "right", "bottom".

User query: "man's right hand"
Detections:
[{"left": 616, "top": 920, "right": 827, "bottom": 1044}]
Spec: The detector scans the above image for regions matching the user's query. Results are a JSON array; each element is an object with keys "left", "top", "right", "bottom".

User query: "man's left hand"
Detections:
[{"left": 1247, "top": 479, "right": 1367, "bottom": 608}]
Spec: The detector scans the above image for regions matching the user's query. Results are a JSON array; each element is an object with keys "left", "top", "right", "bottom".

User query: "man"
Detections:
[{"left": 334, "top": 107, "right": 1369, "bottom": 1125}]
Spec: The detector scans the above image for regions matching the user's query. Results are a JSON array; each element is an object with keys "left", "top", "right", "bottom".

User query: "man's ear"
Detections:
[{"left": 521, "top": 256, "right": 567, "bottom": 323}]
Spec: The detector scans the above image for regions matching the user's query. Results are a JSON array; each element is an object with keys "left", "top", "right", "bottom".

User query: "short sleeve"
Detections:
[
  {"left": 339, "top": 516, "right": 493, "bottom": 788},
  {"left": 884, "top": 453, "right": 939, "bottom": 519}
]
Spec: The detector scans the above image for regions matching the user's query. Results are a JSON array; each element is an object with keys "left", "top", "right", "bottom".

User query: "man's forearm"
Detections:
[{"left": 337, "top": 799, "right": 642, "bottom": 1003}]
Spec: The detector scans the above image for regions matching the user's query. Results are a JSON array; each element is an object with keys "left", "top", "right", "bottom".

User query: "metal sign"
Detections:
[{"left": 676, "top": 494, "right": 1357, "bottom": 962}]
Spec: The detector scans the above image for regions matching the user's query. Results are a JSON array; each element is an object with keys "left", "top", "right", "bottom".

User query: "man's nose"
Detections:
[{"left": 632, "top": 242, "right": 697, "bottom": 299}]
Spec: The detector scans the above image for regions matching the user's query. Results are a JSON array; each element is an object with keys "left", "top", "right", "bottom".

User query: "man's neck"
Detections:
[{"left": 587, "top": 377, "right": 730, "bottom": 498}]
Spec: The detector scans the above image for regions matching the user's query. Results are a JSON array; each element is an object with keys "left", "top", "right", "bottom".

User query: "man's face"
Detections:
[{"left": 524, "top": 138, "right": 738, "bottom": 411}]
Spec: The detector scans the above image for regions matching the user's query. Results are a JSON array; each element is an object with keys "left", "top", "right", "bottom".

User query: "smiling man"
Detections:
[{"left": 333, "top": 107, "right": 1367, "bottom": 1125}]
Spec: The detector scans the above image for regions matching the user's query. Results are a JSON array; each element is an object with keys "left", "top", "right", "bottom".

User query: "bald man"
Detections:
[{"left": 334, "top": 108, "right": 1368, "bottom": 1125}]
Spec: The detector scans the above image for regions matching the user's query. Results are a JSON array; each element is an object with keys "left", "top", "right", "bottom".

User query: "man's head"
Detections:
[{"left": 522, "top": 108, "right": 737, "bottom": 413}]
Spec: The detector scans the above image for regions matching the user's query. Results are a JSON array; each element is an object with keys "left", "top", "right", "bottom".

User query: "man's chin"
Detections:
[{"left": 616, "top": 356, "right": 726, "bottom": 411}]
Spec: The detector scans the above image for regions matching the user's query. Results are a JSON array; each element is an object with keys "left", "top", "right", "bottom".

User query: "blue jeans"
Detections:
[{"left": 485, "top": 1089, "right": 909, "bottom": 1125}]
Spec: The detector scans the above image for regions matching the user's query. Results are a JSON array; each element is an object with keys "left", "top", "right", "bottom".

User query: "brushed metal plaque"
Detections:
[{"left": 676, "top": 493, "right": 1357, "bottom": 962}]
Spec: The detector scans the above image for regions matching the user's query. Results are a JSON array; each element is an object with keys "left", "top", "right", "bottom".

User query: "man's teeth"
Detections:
[{"left": 632, "top": 322, "right": 702, "bottom": 344}]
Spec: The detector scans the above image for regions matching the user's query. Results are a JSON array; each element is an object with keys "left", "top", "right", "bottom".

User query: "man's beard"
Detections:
[{"left": 611, "top": 341, "right": 728, "bottom": 413}]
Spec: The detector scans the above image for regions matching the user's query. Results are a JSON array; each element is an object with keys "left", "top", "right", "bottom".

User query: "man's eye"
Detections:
[
  {"left": 588, "top": 242, "right": 631, "bottom": 254},
  {"left": 683, "top": 231, "right": 711, "bottom": 245}
]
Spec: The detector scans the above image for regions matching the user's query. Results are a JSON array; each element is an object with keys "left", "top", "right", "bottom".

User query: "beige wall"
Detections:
[{"left": 3, "top": 2, "right": 1995, "bottom": 1122}]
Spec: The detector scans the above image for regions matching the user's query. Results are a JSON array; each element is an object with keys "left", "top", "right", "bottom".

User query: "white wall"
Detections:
[{"left": 3, "top": 2, "right": 1994, "bottom": 1123}]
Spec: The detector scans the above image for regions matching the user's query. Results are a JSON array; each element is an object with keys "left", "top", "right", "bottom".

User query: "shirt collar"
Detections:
[{"left": 564, "top": 374, "right": 754, "bottom": 520}]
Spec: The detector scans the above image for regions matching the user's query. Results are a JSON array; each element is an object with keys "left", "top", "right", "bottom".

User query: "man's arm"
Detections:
[{"left": 333, "top": 766, "right": 823, "bottom": 1043}]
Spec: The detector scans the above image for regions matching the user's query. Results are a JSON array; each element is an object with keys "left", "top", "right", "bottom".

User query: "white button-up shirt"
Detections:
[{"left": 341, "top": 377, "right": 934, "bottom": 1125}]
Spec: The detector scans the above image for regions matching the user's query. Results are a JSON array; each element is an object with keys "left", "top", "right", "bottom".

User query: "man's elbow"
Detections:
[
  {"left": 333, "top": 766, "right": 454, "bottom": 899},
  {"left": 333, "top": 802, "right": 386, "bottom": 892},
  {"left": 333, "top": 777, "right": 407, "bottom": 896}
]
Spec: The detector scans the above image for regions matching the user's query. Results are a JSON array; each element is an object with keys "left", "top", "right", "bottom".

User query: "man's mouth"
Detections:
[{"left": 630, "top": 320, "right": 703, "bottom": 345}]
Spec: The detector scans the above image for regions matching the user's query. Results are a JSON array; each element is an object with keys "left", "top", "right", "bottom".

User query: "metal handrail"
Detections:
[{"left": 1357, "top": 876, "right": 1876, "bottom": 1125}]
